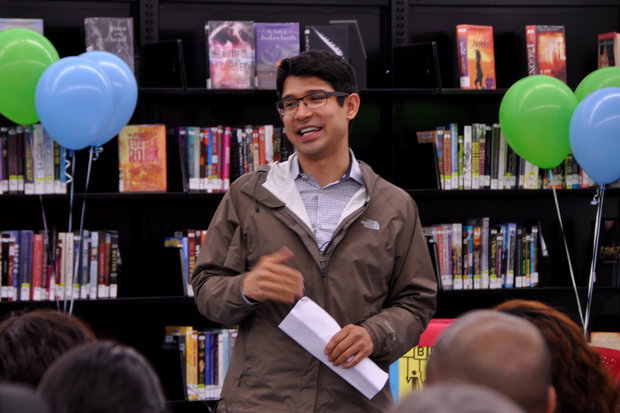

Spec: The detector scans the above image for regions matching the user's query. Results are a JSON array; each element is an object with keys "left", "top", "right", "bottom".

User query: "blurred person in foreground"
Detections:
[
  {"left": 495, "top": 299, "right": 619, "bottom": 413},
  {"left": 425, "top": 309, "right": 556, "bottom": 413}
]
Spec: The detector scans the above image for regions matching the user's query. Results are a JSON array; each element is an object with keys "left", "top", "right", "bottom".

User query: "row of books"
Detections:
[
  {"left": 420, "top": 123, "right": 595, "bottom": 191},
  {"left": 457, "top": 24, "right": 567, "bottom": 89},
  {"left": 0, "top": 125, "right": 69, "bottom": 195},
  {"left": 0, "top": 229, "right": 120, "bottom": 302},
  {"left": 164, "top": 326, "right": 237, "bottom": 401},
  {"left": 164, "top": 229, "right": 209, "bottom": 297},
  {"left": 424, "top": 219, "right": 540, "bottom": 290},
  {"left": 174, "top": 125, "right": 293, "bottom": 193}
]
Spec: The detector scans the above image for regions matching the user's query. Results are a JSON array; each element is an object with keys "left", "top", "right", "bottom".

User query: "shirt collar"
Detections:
[{"left": 289, "top": 149, "right": 364, "bottom": 185}]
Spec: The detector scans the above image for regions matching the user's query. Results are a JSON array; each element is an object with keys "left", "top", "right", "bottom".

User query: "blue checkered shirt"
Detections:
[{"left": 291, "top": 151, "right": 364, "bottom": 252}]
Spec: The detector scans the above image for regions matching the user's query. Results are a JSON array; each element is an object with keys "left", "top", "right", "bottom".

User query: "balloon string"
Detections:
[
  {"left": 549, "top": 170, "right": 585, "bottom": 328},
  {"left": 69, "top": 148, "right": 94, "bottom": 316},
  {"left": 93, "top": 145, "right": 104, "bottom": 161},
  {"left": 584, "top": 184, "right": 605, "bottom": 338},
  {"left": 64, "top": 150, "right": 76, "bottom": 312}
]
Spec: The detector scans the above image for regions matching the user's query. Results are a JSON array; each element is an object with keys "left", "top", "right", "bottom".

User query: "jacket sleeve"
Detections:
[
  {"left": 191, "top": 189, "right": 257, "bottom": 325},
  {"left": 360, "top": 197, "right": 438, "bottom": 365}
]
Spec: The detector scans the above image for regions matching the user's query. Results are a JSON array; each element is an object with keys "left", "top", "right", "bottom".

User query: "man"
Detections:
[
  {"left": 425, "top": 310, "right": 556, "bottom": 413},
  {"left": 192, "top": 49, "right": 437, "bottom": 413}
]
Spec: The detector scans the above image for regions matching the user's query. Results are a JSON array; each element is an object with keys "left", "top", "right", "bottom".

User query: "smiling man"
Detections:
[{"left": 191, "top": 49, "right": 437, "bottom": 413}]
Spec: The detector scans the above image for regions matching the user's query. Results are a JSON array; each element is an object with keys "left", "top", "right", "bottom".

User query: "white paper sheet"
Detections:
[{"left": 278, "top": 296, "right": 389, "bottom": 399}]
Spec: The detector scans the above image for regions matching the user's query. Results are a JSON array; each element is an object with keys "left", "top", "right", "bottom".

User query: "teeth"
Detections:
[{"left": 299, "top": 127, "right": 319, "bottom": 135}]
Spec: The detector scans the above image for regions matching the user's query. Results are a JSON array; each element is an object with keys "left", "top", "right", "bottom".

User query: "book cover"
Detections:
[
  {"left": 598, "top": 32, "right": 620, "bottom": 68},
  {"left": 456, "top": 24, "right": 496, "bottom": 89},
  {"left": 84, "top": 17, "right": 135, "bottom": 73},
  {"left": 118, "top": 124, "right": 167, "bottom": 192},
  {"left": 255, "top": 22, "right": 300, "bottom": 89},
  {"left": 207, "top": 21, "right": 255, "bottom": 89},
  {"left": 0, "top": 18, "right": 43, "bottom": 34},
  {"left": 305, "top": 24, "right": 349, "bottom": 60},
  {"left": 526, "top": 25, "right": 567, "bottom": 83},
  {"left": 596, "top": 219, "right": 620, "bottom": 286}
]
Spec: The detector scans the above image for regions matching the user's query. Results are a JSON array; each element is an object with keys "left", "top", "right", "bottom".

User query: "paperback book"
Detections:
[
  {"left": 526, "top": 25, "right": 567, "bottom": 83},
  {"left": 118, "top": 124, "right": 167, "bottom": 192},
  {"left": 456, "top": 24, "right": 496, "bottom": 89},
  {"left": 0, "top": 18, "right": 43, "bottom": 34},
  {"left": 598, "top": 32, "right": 620, "bottom": 68},
  {"left": 304, "top": 24, "right": 349, "bottom": 61},
  {"left": 255, "top": 23, "right": 300, "bottom": 89},
  {"left": 207, "top": 21, "right": 255, "bottom": 89},
  {"left": 84, "top": 17, "right": 135, "bottom": 73}
]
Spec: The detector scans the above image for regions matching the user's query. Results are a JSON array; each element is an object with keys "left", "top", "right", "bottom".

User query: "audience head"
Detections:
[
  {"left": 495, "top": 299, "right": 619, "bottom": 413},
  {"left": 392, "top": 383, "right": 527, "bottom": 413},
  {"left": 0, "top": 308, "right": 96, "bottom": 386},
  {"left": 0, "top": 383, "right": 51, "bottom": 413},
  {"left": 37, "top": 340, "right": 168, "bottom": 413},
  {"left": 276, "top": 49, "right": 358, "bottom": 101},
  {"left": 425, "top": 309, "right": 555, "bottom": 413}
]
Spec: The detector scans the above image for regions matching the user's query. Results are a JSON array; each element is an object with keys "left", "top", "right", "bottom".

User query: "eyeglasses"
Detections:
[{"left": 275, "top": 91, "right": 350, "bottom": 115}]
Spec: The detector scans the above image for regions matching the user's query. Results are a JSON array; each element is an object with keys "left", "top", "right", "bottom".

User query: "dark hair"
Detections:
[
  {"left": 0, "top": 383, "right": 51, "bottom": 413},
  {"left": 495, "top": 299, "right": 619, "bottom": 413},
  {"left": 0, "top": 308, "right": 96, "bottom": 386},
  {"left": 393, "top": 383, "right": 526, "bottom": 413},
  {"left": 37, "top": 341, "right": 168, "bottom": 413},
  {"left": 276, "top": 49, "right": 358, "bottom": 102}
]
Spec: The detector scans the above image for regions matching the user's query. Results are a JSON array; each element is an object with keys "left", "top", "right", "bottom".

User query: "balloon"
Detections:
[
  {"left": 569, "top": 87, "right": 620, "bottom": 184},
  {"left": 0, "top": 28, "right": 59, "bottom": 124},
  {"left": 575, "top": 66, "right": 620, "bottom": 102},
  {"left": 499, "top": 75, "right": 577, "bottom": 169},
  {"left": 80, "top": 51, "right": 137, "bottom": 146},
  {"left": 35, "top": 56, "right": 114, "bottom": 150}
]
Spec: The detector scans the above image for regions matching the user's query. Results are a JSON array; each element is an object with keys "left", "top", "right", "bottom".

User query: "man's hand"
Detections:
[
  {"left": 324, "top": 324, "right": 374, "bottom": 369},
  {"left": 242, "top": 247, "right": 304, "bottom": 304}
]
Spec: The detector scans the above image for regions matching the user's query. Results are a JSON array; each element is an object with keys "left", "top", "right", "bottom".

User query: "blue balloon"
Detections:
[
  {"left": 569, "top": 87, "right": 620, "bottom": 184},
  {"left": 80, "top": 51, "right": 137, "bottom": 146},
  {"left": 35, "top": 56, "right": 114, "bottom": 150}
]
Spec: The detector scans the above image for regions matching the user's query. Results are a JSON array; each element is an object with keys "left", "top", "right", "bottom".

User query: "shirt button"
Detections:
[{"left": 318, "top": 225, "right": 322, "bottom": 229}]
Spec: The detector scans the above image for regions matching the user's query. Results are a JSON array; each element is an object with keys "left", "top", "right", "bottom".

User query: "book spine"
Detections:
[
  {"left": 223, "top": 126, "right": 231, "bottom": 192},
  {"left": 109, "top": 230, "right": 119, "bottom": 298},
  {"left": 31, "top": 233, "right": 44, "bottom": 301},
  {"left": 23, "top": 126, "right": 34, "bottom": 195},
  {"left": 32, "top": 124, "right": 45, "bottom": 194},
  {"left": 89, "top": 230, "right": 99, "bottom": 299},
  {"left": 80, "top": 230, "right": 90, "bottom": 299},
  {"left": 463, "top": 125, "right": 472, "bottom": 190},
  {"left": 19, "top": 230, "right": 33, "bottom": 301},
  {"left": 526, "top": 25, "right": 538, "bottom": 76},
  {"left": 456, "top": 25, "right": 470, "bottom": 88}
]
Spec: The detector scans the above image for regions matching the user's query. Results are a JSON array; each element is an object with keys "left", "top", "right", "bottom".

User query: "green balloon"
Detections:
[
  {"left": 575, "top": 66, "right": 620, "bottom": 102},
  {"left": 499, "top": 75, "right": 577, "bottom": 169},
  {"left": 0, "top": 28, "right": 59, "bottom": 125}
]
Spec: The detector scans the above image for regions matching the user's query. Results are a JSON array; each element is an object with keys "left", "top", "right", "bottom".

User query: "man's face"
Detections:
[{"left": 279, "top": 75, "right": 358, "bottom": 162}]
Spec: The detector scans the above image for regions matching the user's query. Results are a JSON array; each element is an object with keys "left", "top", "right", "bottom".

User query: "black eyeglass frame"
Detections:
[{"left": 275, "top": 91, "right": 351, "bottom": 115}]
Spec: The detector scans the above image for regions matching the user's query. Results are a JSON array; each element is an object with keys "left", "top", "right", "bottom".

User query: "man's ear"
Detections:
[
  {"left": 545, "top": 385, "right": 556, "bottom": 413},
  {"left": 345, "top": 93, "right": 361, "bottom": 121}
]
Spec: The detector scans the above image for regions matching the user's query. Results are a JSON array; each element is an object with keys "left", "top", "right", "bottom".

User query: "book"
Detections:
[
  {"left": 207, "top": 21, "right": 255, "bottom": 89},
  {"left": 118, "top": 124, "right": 167, "bottom": 192},
  {"left": 254, "top": 23, "right": 300, "bottom": 89},
  {"left": 526, "top": 25, "right": 567, "bottom": 83},
  {"left": 304, "top": 24, "right": 349, "bottom": 60},
  {"left": 598, "top": 32, "right": 620, "bottom": 68},
  {"left": 595, "top": 219, "right": 620, "bottom": 286},
  {"left": 84, "top": 17, "right": 135, "bottom": 73},
  {"left": 456, "top": 24, "right": 496, "bottom": 89},
  {"left": 0, "top": 18, "right": 43, "bottom": 34}
]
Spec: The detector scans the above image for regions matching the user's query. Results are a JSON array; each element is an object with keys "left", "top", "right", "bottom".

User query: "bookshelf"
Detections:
[{"left": 1, "top": 0, "right": 619, "bottom": 411}]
